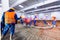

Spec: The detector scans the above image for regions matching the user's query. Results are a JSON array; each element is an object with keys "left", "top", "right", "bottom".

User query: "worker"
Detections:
[
  {"left": 43, "top": 17, "right": 48, "bottom": 26},
  {"left": 34, "top": 15, "right": 37, "bottom": 26},
  {"left": 52, "top": 16, "right": 56, "bottom": 27},
  {"left": 20, "top": 16, "right": 24, "bottom": 24},
  {"left": 24, "top": 17, "right": 30, "bottom": 28},
  {"left": 29, "top": 17, "right": 33, "bottom": 27},
  {"left": 1, "top": 8, "right": 18, "bottom": 40}
]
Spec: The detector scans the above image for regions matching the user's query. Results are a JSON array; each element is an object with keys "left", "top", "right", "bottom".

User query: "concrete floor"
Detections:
[{"left": 1, "top": 24, "right": 60, "bottom": 40}]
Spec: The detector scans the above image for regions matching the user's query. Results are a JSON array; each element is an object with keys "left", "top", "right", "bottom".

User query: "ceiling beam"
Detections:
[
  {"left": 20, "top": 0, "right": 58, "bottom": 11},
  {"left": 10, "top": 0, "right": 27, "bottom": 8},
  {"left": 26, "top": 9, "right": 60, "bottom": 14},
  {"left": 25, "top": 5, "right": 60, "bottom": 13}
]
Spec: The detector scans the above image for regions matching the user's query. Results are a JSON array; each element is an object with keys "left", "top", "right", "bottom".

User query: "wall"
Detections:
[
  {"left": 51, "top": 12, "right": 60, "bottom": 20},
  {"left": 15, "top": 11, "right": 60, "bottom": 20}
]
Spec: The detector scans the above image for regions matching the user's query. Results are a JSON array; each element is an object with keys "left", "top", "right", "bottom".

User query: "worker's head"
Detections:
[
  {"left": 20, "top": 16, "right": 22, "bottom": 18},
  {"left": 52, "top": 16, "right": 56, "bottom": 20},
  {"left": 8, "top": 8, "right": 15, "bottom": 12},
  {"left": 21, "top": 15, "right": 25, "bottom": 18}
]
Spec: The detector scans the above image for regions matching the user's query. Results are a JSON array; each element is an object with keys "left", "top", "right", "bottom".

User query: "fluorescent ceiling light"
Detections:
[
  {"left": 34, "top": 7, "right": 37, "bottom": 9},
  {"left": 19, "top": 5, "right": 24, "bottom": 8},
  {"left": 0, "top": 4, "right": 2, "bottom": 6},
  {"left": 10, "top": 0, "right": 27, "bottom": 8}
]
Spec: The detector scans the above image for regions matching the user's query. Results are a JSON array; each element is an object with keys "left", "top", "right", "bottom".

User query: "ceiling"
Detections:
[
  {"left": 14, "top": 0, "right": 45, "bottom": 9},
  {"left": 0, "top": 0, "right": 2, "bottom": 7},
  {"left": 9, "top": 0, "right": 17, "bottom": 7},
  {"left": 9, "top": 0, "right": 60, "bottom": 14},
  {"left": 0, "top": 0, "right": 1, "bottom": 3}
]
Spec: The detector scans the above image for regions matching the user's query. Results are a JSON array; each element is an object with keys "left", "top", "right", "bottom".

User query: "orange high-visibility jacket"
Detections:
[
  {"left": 25, "top": 18, "right": 30, "bottom": 23},
  {"left": 27, "top": 19, "right": 30, "bottom": 23},
  {"left": 5, "top": 12, "right": 16, "bottom": 24}
]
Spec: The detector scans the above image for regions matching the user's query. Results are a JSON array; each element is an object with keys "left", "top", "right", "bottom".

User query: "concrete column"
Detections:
[
  {"left": 0, "top": 0, "right": 9, "bottom": 22},
  {"left": 2, "top": 0, "right": 9, "bottom": 12},
  {"left": 0, "top": 0, "right": 9, "bottom": 40},
  {"left": 0, "top": 0, "right": 9, "bottom": 21}
]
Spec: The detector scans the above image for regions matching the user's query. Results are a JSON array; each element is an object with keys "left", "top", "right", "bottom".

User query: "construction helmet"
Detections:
[
  {"left": 52, "top": 16, "right": 56, "bottom": 20},
  {"left": 10, "top": 8, "right": 15, "bottom": 10}
]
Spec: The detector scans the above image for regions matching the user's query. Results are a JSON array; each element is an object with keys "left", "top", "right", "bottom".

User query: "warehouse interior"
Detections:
[{"left": 0, "top": 0, "right": 60, "bottom": 40}]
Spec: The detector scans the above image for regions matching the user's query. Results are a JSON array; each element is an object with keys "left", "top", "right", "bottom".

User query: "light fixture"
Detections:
[
  {"left": 34, "top": 7, "right": 37, "bottom": 9},
  {"left": 10, "top": 0, "right": 27, "bottom": 8},
  {"left": 19, "top": 5, "right": 24, "bottom": 8}
]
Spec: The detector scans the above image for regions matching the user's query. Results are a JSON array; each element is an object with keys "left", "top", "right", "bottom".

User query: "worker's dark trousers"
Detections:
[
  {"left": 29, "top": 21, "right": 32, "bottom": 26},
  {"left": 2, "top": 23, "right": 15, "bottom": 36},
  {"left": 52, "top": 21, "right": 56, "bottom": 27},
  {"left": 20, "top": 21, "right": 24, "bottom": 24},
  {"left": 1, "top": 22, "right": 5, "bottom": 34},
  {"left": 43, "top": 20, "right": 47, "bottom": 26},
  {"left": 34, "top": 20, "right": 36, "bottom": 26}
]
